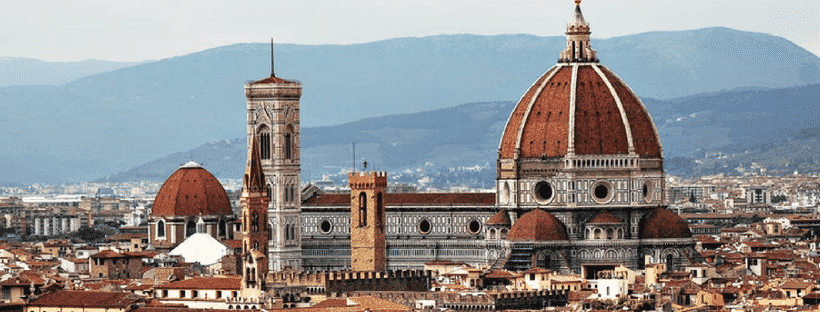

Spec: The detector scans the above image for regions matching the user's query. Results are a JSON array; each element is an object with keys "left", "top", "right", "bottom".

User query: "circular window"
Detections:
[
  {"left": 591, "top": 180, "right": 614, "bottom": 204},
  {"left": 418, "top": 219, "right": 432, "bottom": 235},
  {"left": 594, "top": 184, "right": 609, "bottom": 199},
  {"left": 534, "top": 181, "right": 554, "bottom": 202},
  {"left": 467, "top": 220, "right": 481, "bottom": 235},
  {"left": 319, "top": 219, "right": 332, "bottom": 234}
]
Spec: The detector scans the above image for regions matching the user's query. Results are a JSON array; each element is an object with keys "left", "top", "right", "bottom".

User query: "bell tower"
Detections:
[
  {"left": 349, "top": 171, "right": 387, "bottom": 272},
  {"left": 244, "top": 46, "right": 303, "bottom": 271},
  {"left": 239, "top": 136, "right": 269, "bottom": 297}
]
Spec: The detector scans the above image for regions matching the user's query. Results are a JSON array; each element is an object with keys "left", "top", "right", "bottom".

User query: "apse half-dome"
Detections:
[
  {"left": 639, "top": 207, "right": 692, "bottom": 239},
  {"left": 507, "top": 209, "right": 568, "bottom": 241},
  {"left": 151, "top": 161, "right": 232, "bottom": 217}
]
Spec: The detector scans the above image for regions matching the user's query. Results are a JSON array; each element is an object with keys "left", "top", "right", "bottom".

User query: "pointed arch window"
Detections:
[
  {"left": 258, "top": 125, "right": 271, "bottom": 160},
  {"left": 252, "top": 213, "right": 259, "bottom": 232}
]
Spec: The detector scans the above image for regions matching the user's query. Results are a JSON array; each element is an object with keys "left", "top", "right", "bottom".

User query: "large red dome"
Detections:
[
  {"left": 151, "top": 161, "right": 233, "bottom": 217},
  {"left": 499, "top": 64, "right": 661, "bottom": 160}
]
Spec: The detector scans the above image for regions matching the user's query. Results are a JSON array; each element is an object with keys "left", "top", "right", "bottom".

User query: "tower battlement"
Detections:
[{"left": 349, "top": 171, "right": 388, "bottom": 189}]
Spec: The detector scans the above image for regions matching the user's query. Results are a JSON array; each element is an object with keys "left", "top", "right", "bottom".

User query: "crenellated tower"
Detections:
[
  {"left": 244, "top": 60, "right": 303, "bottom": 271},
  {"left": 349, "top": 171, "right": 387, "bottom": 272}
]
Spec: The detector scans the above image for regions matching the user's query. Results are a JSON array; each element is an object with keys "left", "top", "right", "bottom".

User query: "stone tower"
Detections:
[
  {"left": 239, "top": 136, "right": 270, "bottom": 295},
  {"left": 245, "top": 69, "right": 303, "bottom": 271},
  {"left": 349, "top": 171, "right": 387, "bottom": 272}
]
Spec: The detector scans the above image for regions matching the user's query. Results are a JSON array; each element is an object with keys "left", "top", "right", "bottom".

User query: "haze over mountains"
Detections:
[
  {"left": 1, "top": 27, "right": 819, "bottom": 184},
  {"left": 0, "top": 58, "right": 142, "bottom": 87}
]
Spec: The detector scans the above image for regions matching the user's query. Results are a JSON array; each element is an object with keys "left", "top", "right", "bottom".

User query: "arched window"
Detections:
[
  {"left": 186, "top": 220, "right": 196, "bottom": 237},
  {"left": 617, "top": 228, "right": 623, "bottom": 239},
  {"left": 359, "top": 192, "right": 368, "bottom": 227},
  {"left": 666, "top": 254, "right": 674, "bottom": 270},
  {"left": 291, "top": 225, "right": 296, "bottom": 241},
  {"left": 268, "top": 223, "right": 273, "bottom": 241},
  {"left": 218, "top": 219, "right": 226, "bottom": 237},
  {"left": 606, "top": 228, "right": 613, "bottom": 240},
  {"left": 594, "top": 228, "right": 602, "bottom": 240},
  {"left": 252, "top": 214, "right": 259, "bottom": 232},
  {"left": 157, "top": 220, "right": 165, "bottom": 238},
  {"left": 585, "top": 228, "right": 590, "bottom": 239},
  {"left": 285, "top": 224, "right": 291, "bottom": 240},
  {"left": 267, "top": 185, "right": 272, "bottom": 201},
  {"left": 259, "top": 127, "right": 271, "bottom": 160}
]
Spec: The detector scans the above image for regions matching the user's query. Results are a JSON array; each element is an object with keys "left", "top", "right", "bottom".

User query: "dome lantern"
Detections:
[{"left": 559, "top": 0, "right": 597, "bottom": 63}]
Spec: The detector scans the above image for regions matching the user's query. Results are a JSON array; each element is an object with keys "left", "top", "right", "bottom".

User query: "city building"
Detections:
[
  {"left": 147, "top": 161, "right": 237, "bottom": 252},
  {"left": 294, "top": 0, "right": 698, "bottom": 274}
]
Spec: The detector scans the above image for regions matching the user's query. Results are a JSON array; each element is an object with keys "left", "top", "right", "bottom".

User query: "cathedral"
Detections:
[{"left": 149, "top": 0, "right": 698, "bottom": 277}]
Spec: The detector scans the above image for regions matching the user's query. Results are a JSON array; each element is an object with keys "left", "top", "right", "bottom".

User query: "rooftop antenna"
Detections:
[
  {"left": 270, "top": 37, "right": 276, "bottom": 77},
  {"left": 352, "top": 142, "right": 356, "bottom": 173}
]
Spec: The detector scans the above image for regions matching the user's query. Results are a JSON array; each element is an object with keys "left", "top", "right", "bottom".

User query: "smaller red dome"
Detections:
[
  {"left": 151, "top": 162, "right": 233, "bottom": 217},
  {"left": 486, "top": 210, "right": 511, "bottom": 227},
  {"left": 588, "top": 211, "right": 622, "bottom": 224},
  {"left": 640, "top": 208, "right": 692, "bottom": 239},
  {"left": 508, "top": 209, "right": 568, "bottom": 241}
]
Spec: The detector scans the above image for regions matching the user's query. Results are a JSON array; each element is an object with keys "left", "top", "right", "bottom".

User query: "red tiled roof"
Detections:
[
  {"left": 588, "top": 211, "right": 622, "bottom": 224},
  {"left": 28, "top": 290, "right": 141, "bottom": 308},
  {"left": 508, "top": 209, "right": 568, "bottom": 241},
  {"left": 485, "top": 210, "right": 511, "bottom": 226},
  {"left": 499, "top": 64, "right": 661, "bottom": 159},
  {"left": 250, "top": 76, "right": 297, "bottom": 85},
  {"left": 224, "top": 239, "right": 242, "bottom": 249},
  {"left": 91, "top": 250, "right": 124, "bottom": 258},
  {"left": 151, "top": 165, "right": 232, "bottom": 217},
  {"left": 106, "top": 233, "right": 148, "bottom": 241},
  {"left": 154, "top": 277, "right": 241, "bottom": 290},
  {"left": 639, "top": 208, "right": 692, "bottom": 239},
  {"left": 0, "top": 274, "right": 45, "bottom": 286},
  {"left": 303, "top": 193, "right": 494, "bottom": 206}
]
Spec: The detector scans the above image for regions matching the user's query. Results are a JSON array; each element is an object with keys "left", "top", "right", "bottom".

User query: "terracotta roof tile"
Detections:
[
  {"left": 154, "top": 277, "right": 241, "bottom": 290},
  {"left": 588, "top": 211, "right": 622, "bottom": 224},
  {"left": 639, "top": 208, "right": 692, "bottom": 239},
  {"left": 28, "top": 290, "right": 141, "bottom": 308},
  {"left": 151, "top": 165, "right": 232, "bottom": 217},
  {"left": 507, "top": 209, "right": 568, "bottom": 241},
  {"left": 485, "top": 210, "right": 511, "bottom": 226}
]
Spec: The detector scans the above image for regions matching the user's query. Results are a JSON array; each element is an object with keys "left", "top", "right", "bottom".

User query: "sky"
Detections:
[{"left": 1, "top": 0, "right": 818, "bottom": 62}]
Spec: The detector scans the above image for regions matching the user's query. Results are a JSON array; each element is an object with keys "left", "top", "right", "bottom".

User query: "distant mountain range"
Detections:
[
  {"left": 103, "top": 84, "right": 820, "bottom": 182},
  {"left": 0, "top": 58, "right": 142, "bottom": 87},
  {"left": 2, "top": 28, "right": 820, "bottom": 183}
]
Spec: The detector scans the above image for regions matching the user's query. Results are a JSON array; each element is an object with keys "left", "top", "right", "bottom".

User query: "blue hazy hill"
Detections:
[
  {"left": 0, "top": 58, "right": 142, "bottom": 87},
  {"left": 106, "top": 84, "right": 820, "bottom": 182},
  {"left": 2, "top": 28, "right": 819, "bottom": 183}
]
